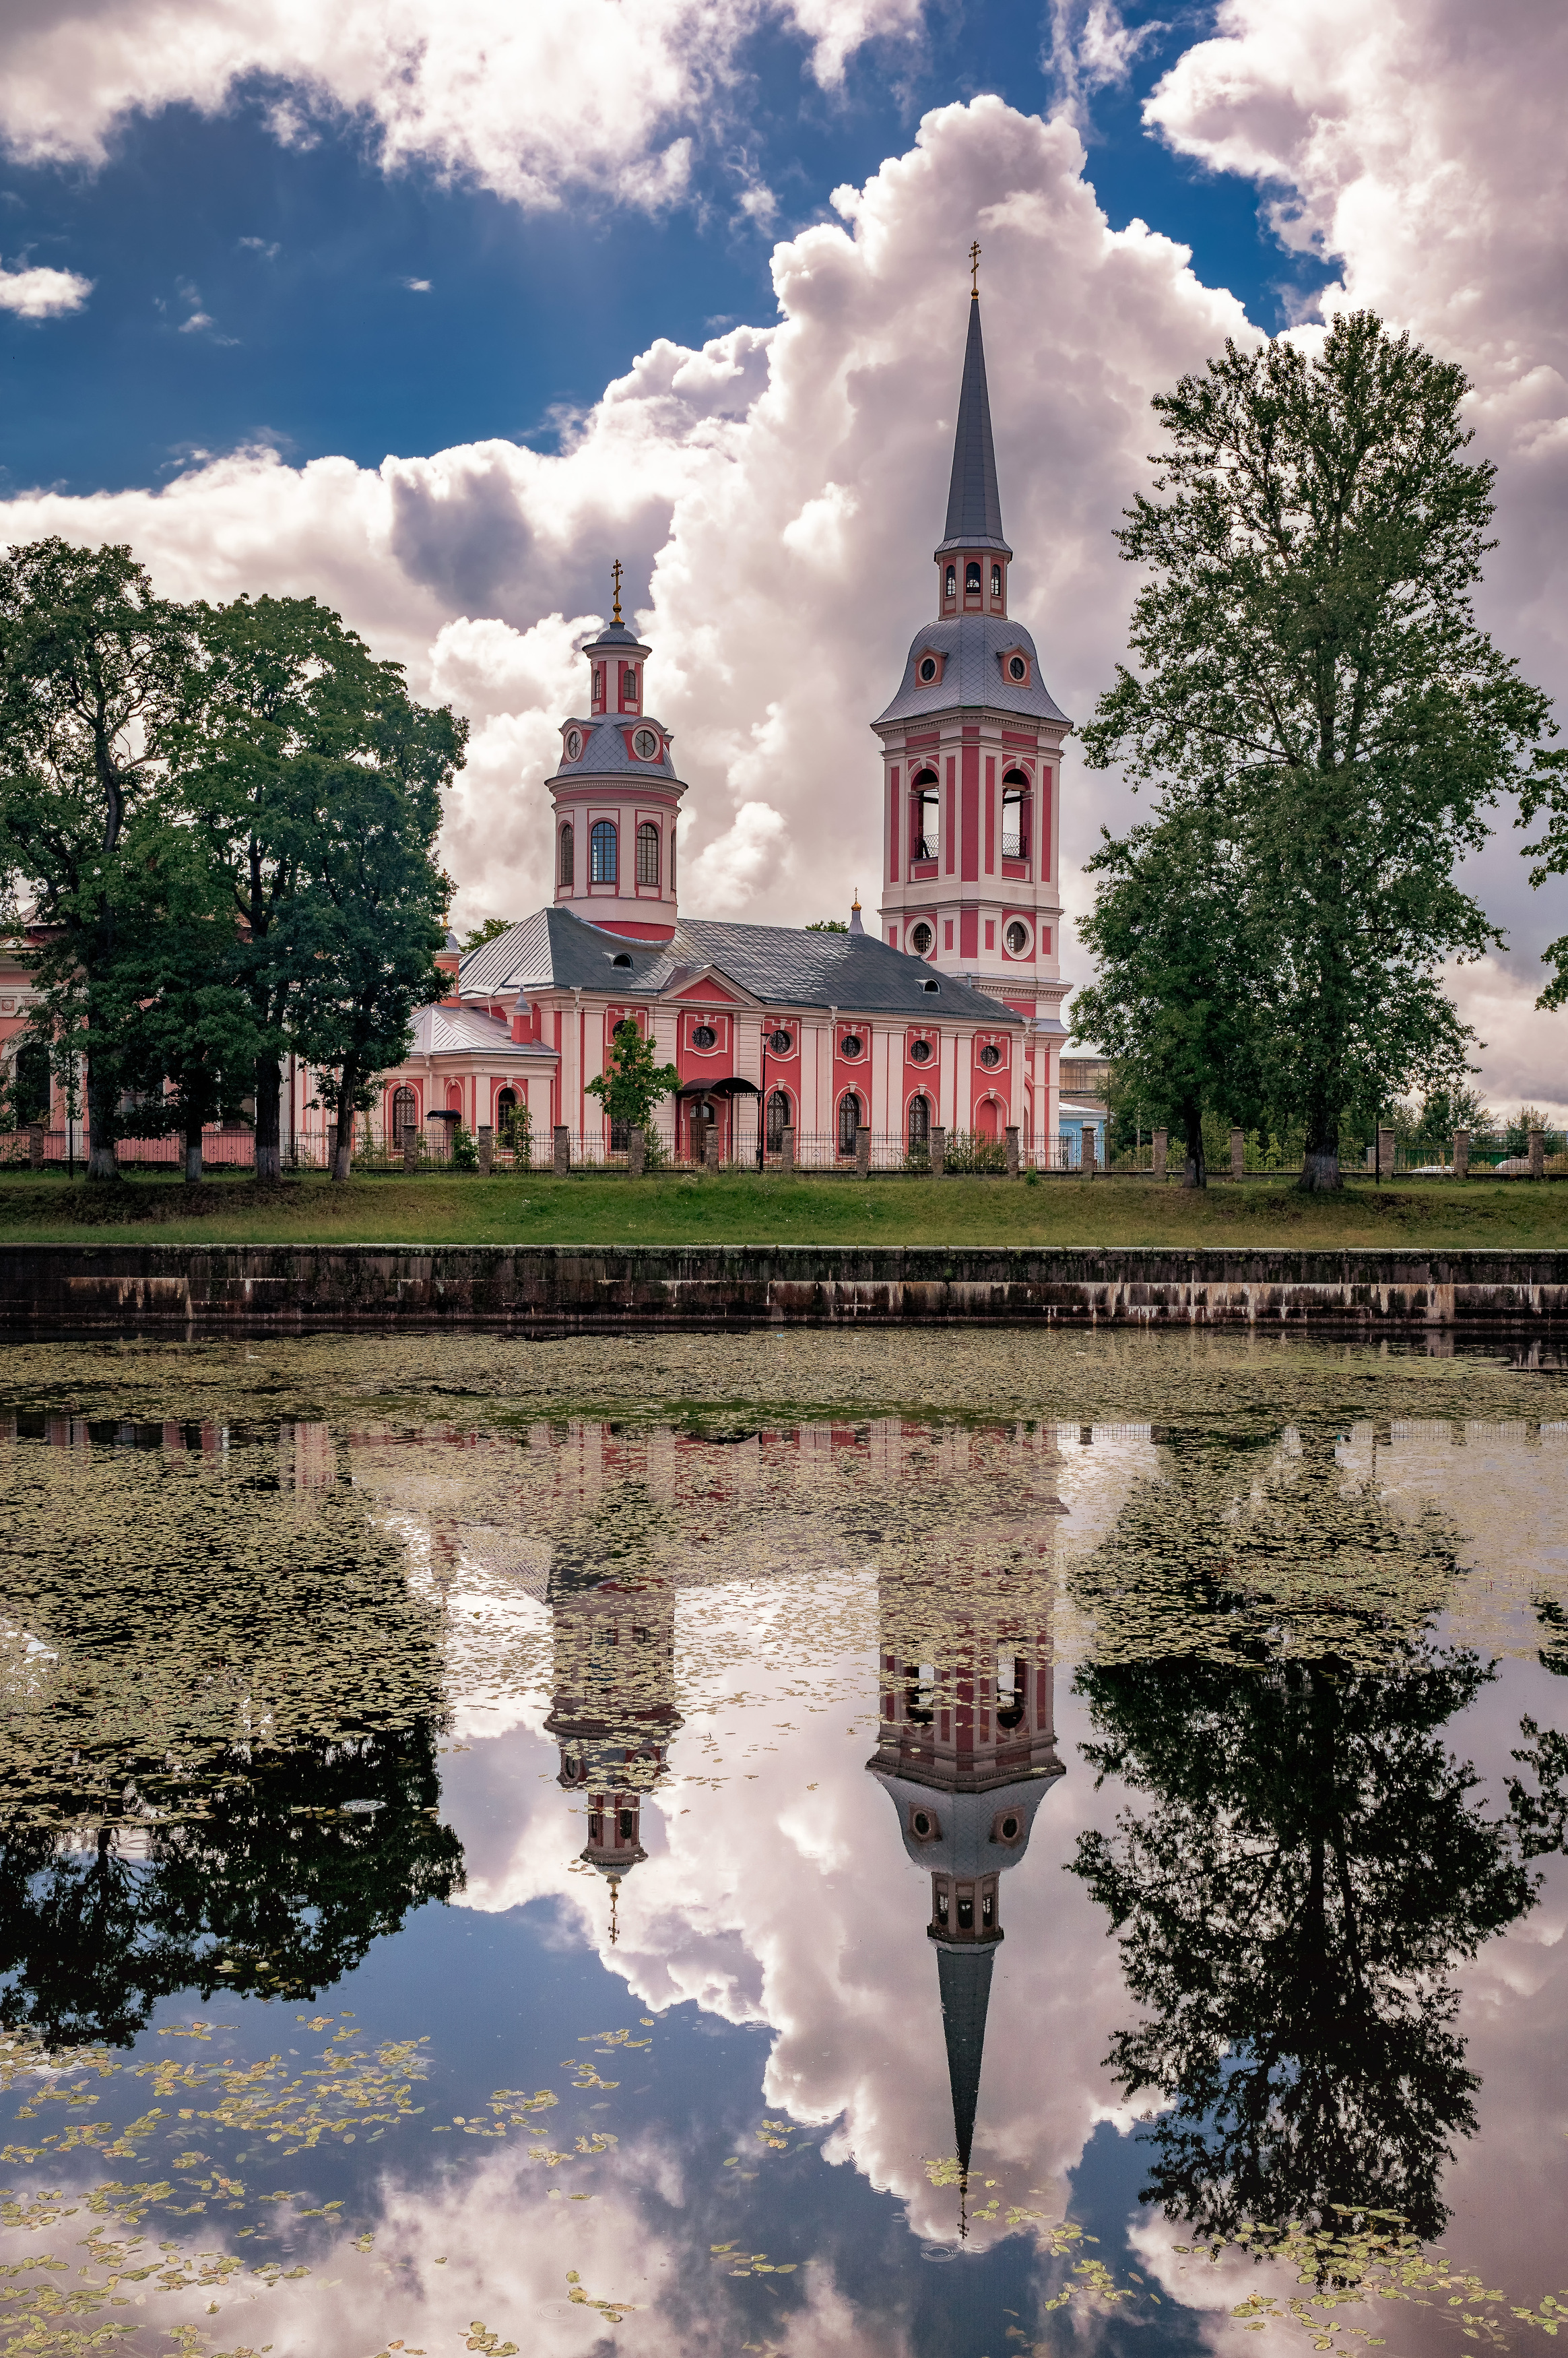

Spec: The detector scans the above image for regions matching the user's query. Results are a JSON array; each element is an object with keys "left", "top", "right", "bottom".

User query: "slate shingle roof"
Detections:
[
  {"left": 459, "top": 905, "right": 1022, "bottom": 1025},
  {"left": 875, "top": 614, "right": 1068, "bottom": 728},
  {"left": 548, "top": 714, "right": 681, "bottom": 784}
]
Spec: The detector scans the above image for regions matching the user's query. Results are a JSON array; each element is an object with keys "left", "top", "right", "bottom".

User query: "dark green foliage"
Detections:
[
  {"left": 587, "top": 1017, "right": 681, "bottom": 1139},
  {"left": 1082, "top": 315, "right": 1557, "bottom": 1190}
]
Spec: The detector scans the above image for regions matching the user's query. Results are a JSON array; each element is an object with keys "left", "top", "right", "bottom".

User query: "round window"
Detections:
[
  {"left": 979, "top": 1042, "right": 1001, "bottom": 1068},
  {"left": 840, "top": 1034, "right": 863, "bottom": 1058},
  {"left": 1004, "top": 920, "right": 1029, "bottom": 955},
  {"left": 909, "top": 1038, "right": 932, "bottom": 1063},
  {"left": 917, "top": 655, "right": 938, "bottom": 684},
  {"left": 1008, "top": 654, "right": 1028, "bottom": 682},
  {"left": 769, "top": 1028, "right": 793, "bottom": 1054},
  {"left": 564, "top": 727, "right": 583, "bottom": 760},
  {"left": 692, "top": 1023, "right": 717, "bottom": 1049},
  {"left": 632, "top": 726, "right": 659, "bottom": 759},
  {"left": 1000, "top": 1814, "right": 1020, "bottom": 1841},
  {"left": 911, "top": 1810, "right": 933, "bottom": 1839},
  {"left": 909, "top": 921, "right": 934, "bottom": 954}
]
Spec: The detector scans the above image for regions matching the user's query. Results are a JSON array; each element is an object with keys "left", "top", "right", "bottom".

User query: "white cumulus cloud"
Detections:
[
  {"left": 0, "top": 257, "right": 92, "bottom": 317},
  {"left": 0, "top": 0, "right": 927, "bottom": 212}
]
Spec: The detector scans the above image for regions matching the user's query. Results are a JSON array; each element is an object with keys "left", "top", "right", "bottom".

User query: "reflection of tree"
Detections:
[
  {"left": 0, "top": 1722, "right": 463, "bottom": 2048},
  {"left": 0, "top": 1422, "right": 465, "bottom": 2046},
  {"left": 1069, "top": 1432, "right": 1559, "bottom": 2245}
]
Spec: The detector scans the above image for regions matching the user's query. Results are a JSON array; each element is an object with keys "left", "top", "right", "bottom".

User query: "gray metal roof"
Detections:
[
  {"left": 459, "top": 904, "right": 1024, "bottom": 1023},
  {"left": 548, "top": 713, "right": 682, "bottom": 786},
  {"left": 875, "top": 614, "right": 1069, "bottom": 728},
  {"left": 407, "top": 1002, "right": 558, "bottom": 1058},
  {"left": 936, "top": 298, "right": 1010, "bottom": 558}
]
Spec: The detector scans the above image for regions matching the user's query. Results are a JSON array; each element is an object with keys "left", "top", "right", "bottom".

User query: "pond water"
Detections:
[{"left": 1, "top": 1329, "right": 1567, "bottom": 2358}]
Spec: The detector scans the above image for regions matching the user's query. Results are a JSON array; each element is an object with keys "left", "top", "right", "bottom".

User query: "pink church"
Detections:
[{"left": 311, "top": 286, "right": 1074, "bottom": 1164}]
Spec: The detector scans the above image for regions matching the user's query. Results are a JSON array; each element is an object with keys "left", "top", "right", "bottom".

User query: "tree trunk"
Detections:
[
  {"left": 1179, "top": 1097, "right": 1206, "bottom": 1190},
  {"left": 85, "top": 1061, "right": 120, "bottom": 1183},
  {"left": 1299, "top": 1101, "right": 1341, "bottom": 1192},
  {"left": 254, "top": 1048, "right": 282, "bottom": 1182},
  {"left": 331, "top": 1074, "right": 355, "bottom": 1182},
  {"left": 184, "top": 1109, "right": 204, "bottom": 1185}
]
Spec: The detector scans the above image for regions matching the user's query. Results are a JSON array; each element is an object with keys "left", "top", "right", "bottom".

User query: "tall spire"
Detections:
[{"left": 937, "top": 295, "right": 1009, "bottom": 556}]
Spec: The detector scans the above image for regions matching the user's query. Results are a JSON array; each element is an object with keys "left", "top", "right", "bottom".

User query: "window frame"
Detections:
[
  {"left": 589, "top": 818, "right": 619, "bottom": 885},
  {"left": 635, "top": 819, "right": 660, "bottom": 888}
]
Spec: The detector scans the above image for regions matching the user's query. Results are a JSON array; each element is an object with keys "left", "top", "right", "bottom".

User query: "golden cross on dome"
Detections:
[
  {"left": 969, "top": 238, "right": 981, "bottom": 296},
  {"left": 611, "top": 557, "right": 624, "bottom": 623}
]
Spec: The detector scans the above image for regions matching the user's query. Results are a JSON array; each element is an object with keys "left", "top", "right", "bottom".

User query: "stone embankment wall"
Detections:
[{"left": 5, "top": 1243, "right": 1568, "bottom": 1331}]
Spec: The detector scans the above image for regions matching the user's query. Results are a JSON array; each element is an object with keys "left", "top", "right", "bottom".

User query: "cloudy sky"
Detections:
[{"left": 1, "top": 0, "right": 1565, "bottom": 1112}]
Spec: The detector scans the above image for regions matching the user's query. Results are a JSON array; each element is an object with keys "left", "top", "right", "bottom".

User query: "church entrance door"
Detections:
[{"left": 687, "top": 1097, "right": 719, "bottom": 1164}]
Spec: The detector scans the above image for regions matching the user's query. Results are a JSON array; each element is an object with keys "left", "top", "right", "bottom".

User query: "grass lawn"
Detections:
[{"left": 3, "top": 1168, "right": 1568, "bottom": 1247}]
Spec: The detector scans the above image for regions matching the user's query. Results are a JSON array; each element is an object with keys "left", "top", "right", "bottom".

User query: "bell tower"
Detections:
[
  {"left": 873, "top": 257, "right": 1073, "bottom": 1151},
  {"left": 547, "top": 561, "right": 688, "bottom": 943}
]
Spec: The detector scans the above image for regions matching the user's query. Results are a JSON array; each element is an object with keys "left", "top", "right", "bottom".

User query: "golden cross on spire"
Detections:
[
  {"left": 611, "top": 557, "right": 624, "bottom": 623},
  {"left": 969, "top": 238, "right": 981, "bottom": 297}
]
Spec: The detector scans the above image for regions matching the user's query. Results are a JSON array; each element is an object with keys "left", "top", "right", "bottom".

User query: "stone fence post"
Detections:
[
  {"left": 930, "top": 1125, "right": 946, "bottom": 1178},
  {"left": 704, "top": 1127, "right": 720, "bottom": 1172},
  {"left": 1152, "top": 1128, "right": 1167, "bottom": 1182},
  {"left": 1004, "top": 1124, "right": 1019, "bottom": 1179},
  {"left": 1377, "top": 1124, "right": 1396, "bottom": 1178},
  {"left": 401, "top": 1123, "right": 418, "bottom": 1174},
  {"left": 327, "top": 1122, "right": 339, "bottom": 1172},
  {"left": 552, "top": 1124, "right": 570, "bottom": 1177},
  {"left": 1530, "top": 1126, "right": 1546, "bottom": 1179},
  {"left": 26, "top": 1124, "right": 42, "bottom": 1171},
  {"left": 855, "top": 1123, "right": 870, "bottom": 1178},
  {"left": 1453, "top": 1128, "right": 1470, "bottom": 1178},
  {"left": 477, "top": 1124, "right": 493, "bottom": 1176},
  {"left": 1230, "top": 1126, "right": 1245, "bottom": 1180},
  {"left": 628, "top": 1125, "right": 645, "bottom": 1177},
  {"left": 1083, "top": 1127, "right": 1097, "bottom": 1178},
  {"left": 781, "top": 1126, "right": 795, "bottom": 1174}
]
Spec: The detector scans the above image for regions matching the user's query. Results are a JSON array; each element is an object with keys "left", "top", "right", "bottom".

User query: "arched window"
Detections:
[
  {"left": 766, "top": 1089, "right": 790, "bottom": 1153},
  {"left": 636, "top": 821, "right": 659, "bottom": 888},
  {"left": 590, "top": 819, "right": 618, "bottom": 883},
  {"left": 496, "top": 1087, "right": 517, "bottom": 1122},
  {"left": 991, "top": 563, "right": 1003, "bottom": 598},
  {"left": 907, "top": 1093, "right": 930, "bottom": 1153},
  {"left": 838, "top": 1091, "right": 862, "bottom": 1157},
  {"left": 669, "top": 823, "right": 677, "bottom": 889},
  {"left": 1002, "top": 769, "right": 1030, "bottom": 859},
  {"left": 965, "top": 561, "right": 982, "bottom": 594},
  {"left": 944, "top": 565, "right": 956, "bottom": 598},
  {"left": 911, "top": 769, "right": 940, "bottom": 862},
  {"left": 391, "top": 1084, "right": 416, "bottom": 1138},
  {"left": 558, "top": 823, "right": 575, "bottom": 887}
]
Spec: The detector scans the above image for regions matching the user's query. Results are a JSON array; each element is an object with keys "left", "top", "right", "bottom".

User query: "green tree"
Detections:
[
  {"left": 176, "top": 596, "right": 430, "bottom": 1182},
  {"left": 461, "top": 914, "right": 514, "bottom": 951},
  {"left": 282, "top": 684, "right": 463, "bottom": 1182},
  {"left": 1082, "top": 314, "right": 1557, "bottom": 1191},
  {"left": 1072, "top": 800, "right": 1269, "bottom": 1186},
  {"left": 587, "top": 1017, "right": 680, "bottom": 1142},
  {"left": 0, "top": 541, "right": 195, "bottom": 1180}
]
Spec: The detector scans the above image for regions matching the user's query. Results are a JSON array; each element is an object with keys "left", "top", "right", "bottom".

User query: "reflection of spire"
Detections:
[
  {"left": 866, "top": 1484, "right": 1065, "bottom": 2233},
  {"left": 608, "top": 1874, "right": 620, "bottom": 1946},
  {"left": 938, "top": 1942, "right": 996, "bottom": 2187}
]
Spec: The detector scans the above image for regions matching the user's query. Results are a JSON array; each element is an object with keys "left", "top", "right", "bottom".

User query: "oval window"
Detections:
[
  {"left": 1008, "top": 654, "right": 1028, "bottom": 682},
  {"left": 769, "top": 1027, "right": 793, "bottom": 1054},
  {"left": 911, "top": 1810, "right": 932, "bottom": 1839},
  {"left": 909, "top": 920, "right": 934, "bottom": 954},
  {"left": 632, "top": 726, "right": 659, "bottom": 758},
  {"left": 692, "top": 1023, "right": 717, "bottom": 1050},
  {"left": 1005, "top": 920, "right": 1029, "bottom": 955},
  {"left": 917, "top": 655, "right": 938, "bottom": 684},
  {"left": 564, "top": 727, "right": 583, "bottom": 761},
  {"left": 1000, "top": 1814, "right": 1020, "bottom": 1840},
  {"left": 979, "top": 1042, "right": 1001, "bottom": 1068},
  {"left": 840, "top": 1034, "right": 863, "bottom": 1059},
  {"left": 909, "top": 1038, "right": 932, "bottom": 1063}
]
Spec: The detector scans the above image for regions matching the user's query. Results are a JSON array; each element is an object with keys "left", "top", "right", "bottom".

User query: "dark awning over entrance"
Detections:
[{"left": 674, "top": 1077, "right": 760, "bottom": 1097}]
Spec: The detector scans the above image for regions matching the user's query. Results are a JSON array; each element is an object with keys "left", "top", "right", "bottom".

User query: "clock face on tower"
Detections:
[{"left": 632, "top": 727, "right": 659, "bottom": 759}]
